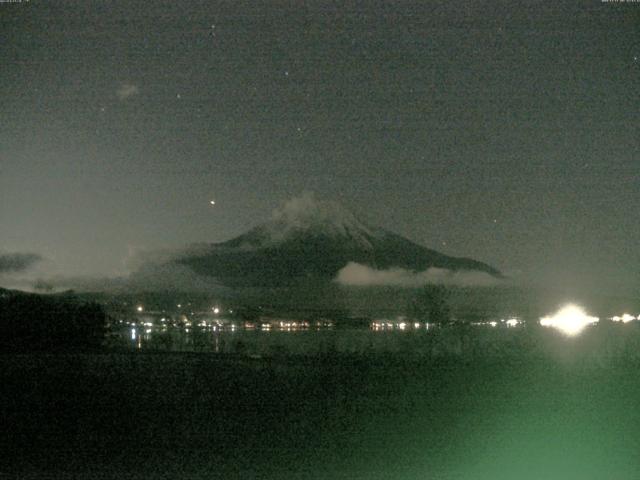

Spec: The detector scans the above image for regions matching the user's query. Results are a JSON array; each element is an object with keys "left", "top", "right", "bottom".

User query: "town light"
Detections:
[{"left": 539, "top": 304, "right": 598, "bottom": 336}]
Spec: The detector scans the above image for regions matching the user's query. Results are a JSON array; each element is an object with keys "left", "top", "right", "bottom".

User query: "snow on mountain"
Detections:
[
  {"left": 153, "top": 193, "right": 501, "bottom": 287},
  {"left": 223, "top": 193, "right": 384, "bottom": 250}
]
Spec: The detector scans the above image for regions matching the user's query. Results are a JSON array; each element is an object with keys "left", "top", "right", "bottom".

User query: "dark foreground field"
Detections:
[{"left": 2, "top": 344, "right": 640, "bottom": 479}]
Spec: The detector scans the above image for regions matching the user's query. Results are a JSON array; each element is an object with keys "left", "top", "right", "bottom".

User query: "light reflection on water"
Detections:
[{"left": 114, "top": 310, "right": 640, "bottom": 359}]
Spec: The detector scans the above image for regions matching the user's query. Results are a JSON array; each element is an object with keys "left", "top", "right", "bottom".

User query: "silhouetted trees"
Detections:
[
  {"left": 409, "top": 284, "right": 452, "bottom": 324},
  {"left": 0, "top": 291, "right": 107, "bottom": 352}
]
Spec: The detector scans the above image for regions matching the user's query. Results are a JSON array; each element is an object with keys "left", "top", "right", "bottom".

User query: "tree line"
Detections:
[{"left": 0, "top": 291, "right": 107, "bottom": 352}]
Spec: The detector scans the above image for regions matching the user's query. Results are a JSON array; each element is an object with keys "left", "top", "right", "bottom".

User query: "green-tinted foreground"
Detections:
[{"left": 2, "top": 342, "right": 640, "bottom": 479}]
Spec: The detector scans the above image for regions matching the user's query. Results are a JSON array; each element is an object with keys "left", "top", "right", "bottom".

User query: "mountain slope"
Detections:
[{"left": 170, "top": 195, "right": 501, "bottom": 287}]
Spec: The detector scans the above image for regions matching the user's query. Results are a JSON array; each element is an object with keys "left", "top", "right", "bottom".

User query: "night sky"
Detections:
[{"left": 1, "top": 1, "right": 639, "bottom": 293}]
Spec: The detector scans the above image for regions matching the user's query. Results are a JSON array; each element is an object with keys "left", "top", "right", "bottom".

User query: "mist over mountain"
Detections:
[
  {"left": 0, "top": 253, "right": 42, "bottom": 273},
  {"left": 164, "top": 194, "right": 501, "bottom": 288}
]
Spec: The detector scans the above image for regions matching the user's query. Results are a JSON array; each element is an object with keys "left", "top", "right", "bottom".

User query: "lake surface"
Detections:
[
  {"left": 5, "top": 307, "right": 640, "bottom": 479},
  {"left": 4, "top": 347, "right": 640, "bottom": 480}
]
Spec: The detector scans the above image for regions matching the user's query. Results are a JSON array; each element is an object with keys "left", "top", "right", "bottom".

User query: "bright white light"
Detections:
[
  {"left": 398, "top": 322, "right": 406, "bottom": 330},
  {"left": 612, "top": 313, "right": 635, "bottom": 323},
  {"left": 621, "top": 313, "right": 635, "bottom": 323},
  {"left": 213, "top": 307, "right": 220, "bottom": 314},
  {"left": 489, "top": 321, "right": 498, "bottom": 328},
  {"left": 505, "top": 318, "right": 519, "bottom": 327},
  {"left": 539, "top": 304, "right": 599, "bottom": 336},
  {"left": 210, "top": 200, "right": 216, "bottom": 205},
  {"left": 136, "top": 305, "right": 143, "bottom": 312},
  {"left": 130, "top": 328, "right": 136, "bottom": 340}
]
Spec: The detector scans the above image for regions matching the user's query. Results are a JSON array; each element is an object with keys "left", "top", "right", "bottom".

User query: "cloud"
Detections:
[
  {"left": 255, "top": 192, "right": 376, "bottom": 248},
  {"left": 24, "top": 247, "right": 228, "bottom": 294},
  {"left": 29, "top": 275, "right": 128, "bottom": 293},
  {"left": 23, "top": 266, "right": 227, "bottom": 294},
  {"left": 0, "top": 253, "right": 43, "bottom": 273},
  {"left": 127, "top": 262, "right": 228, "bottom": 292},
  {"left": 335, "top": 262, "right": 501, "bottom": 288},
  {"left": 116, "top": 82, "right": 139, "bottom": 100},
  {"left": 124, "top": 244, "right": 213, "bottom": 272},
  {"left": 270, "top": 192, "right": 366, "bottom": 229}
]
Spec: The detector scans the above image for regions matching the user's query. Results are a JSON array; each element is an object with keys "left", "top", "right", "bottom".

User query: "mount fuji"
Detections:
[{"left": 164, "top": 194, "right": 501, "bottom": 287}]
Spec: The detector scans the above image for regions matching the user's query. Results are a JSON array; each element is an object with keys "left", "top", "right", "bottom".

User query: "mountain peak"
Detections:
[
  {"left": 221, "top": 193, "right": 382, "bottom": 250},
  {"left": 171, "top": 193, "right": 501, "bottom": 286},
  {"left": 266, "top": 193, "right": 376, "bottom": 240}
]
